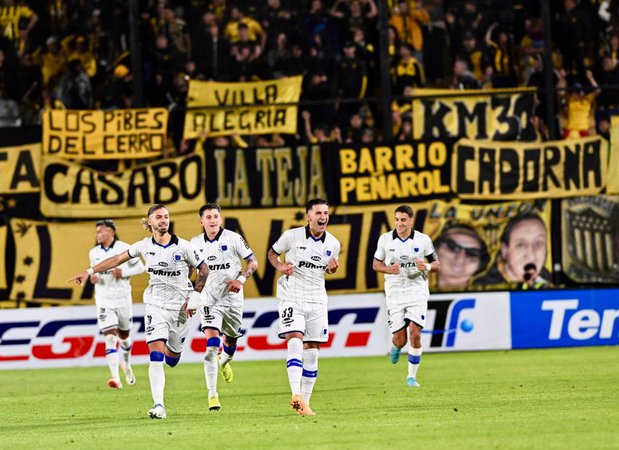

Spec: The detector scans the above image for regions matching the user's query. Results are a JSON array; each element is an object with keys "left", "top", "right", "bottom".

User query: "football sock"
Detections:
[
  {"left": 149, "top": 351, "right": 165, "bottom": 405},
  {"left": 286, "top": 338, "right": 303, "bottom": 395},
  {"left": 408, "top": 347, "right": 422, "bottom": 378},
  {"left": 119, "top": 337, "right": 132, "bottom": 368},
  {"left": 104, "top": 334, "right": 119, "bottom": 379},
  {"left": 220, "top": 343, "right": 236, "bottom": 367},
  {"left": 205, "top": 337, "right": 220, "bottom": 396},
  {"left": 301, "top": 348, "right": 319, "bottom": 405}
]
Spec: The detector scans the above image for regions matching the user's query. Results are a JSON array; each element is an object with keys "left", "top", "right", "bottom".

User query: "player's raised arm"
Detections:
[{"left": 69, "top": 250, "right": 132, "bottom": 286}]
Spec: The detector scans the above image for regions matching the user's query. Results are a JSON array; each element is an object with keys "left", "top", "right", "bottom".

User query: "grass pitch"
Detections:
[{"left": 0, "top": 347, "right": 617, "bottom": 449}]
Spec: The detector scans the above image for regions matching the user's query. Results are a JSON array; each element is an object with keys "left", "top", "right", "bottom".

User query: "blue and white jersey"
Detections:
[
  {"left": 271, "top": 226, "right": 341, "bottom": 305},
  {"left": 191, "top": 228, "right": 253, "bottom": 306},
  {"left": 89, "top": 239, "right": 144, "bottom": 308},
  {"left": 128, "top": 234, "right": 203, "bottom": 310},
  {"left": 374, "top": 229, "right": 437, "bottom": 305}
]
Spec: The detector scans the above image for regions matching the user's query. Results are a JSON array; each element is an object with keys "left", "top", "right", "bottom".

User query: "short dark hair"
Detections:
[
  {"left": 395, "top": 205, "right": 414, "bottom": 218},
  {"left": 199, "top": 203, "right": 221, "bottom": 216},
  {"left": 306, "top": 198, "right": 328, "bottom": 212},
  {"left": 95, "top": 219, "right": 116, "bottom": 230},
  {"left": 501, "top": 213, "right": 546, "bottom": 245},
  {"left": 524, "top": 262, "right": 537, "bottom": 271}
]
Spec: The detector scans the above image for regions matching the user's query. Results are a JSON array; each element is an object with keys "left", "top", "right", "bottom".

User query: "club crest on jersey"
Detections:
[
  {"left": 414, "top": 247, "right": 420, "bottom": 253},
  {"left": 174, "top": 253, "right": 182, "bottom": 261},
  {"left": 220, "top": 244, "right": 228, "bottom": 252},
  {"left": 326, "top": 249, "right": 332, "bottom": 256}
]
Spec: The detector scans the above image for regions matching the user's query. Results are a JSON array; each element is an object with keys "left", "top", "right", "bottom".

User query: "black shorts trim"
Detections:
[{"left": 278, "top": 330, "right": 304, "bottom": 339}]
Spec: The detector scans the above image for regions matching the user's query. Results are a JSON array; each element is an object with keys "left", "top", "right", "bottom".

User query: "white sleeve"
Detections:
[
  {"left": 184, "top": 241, "right": 204, "bottom": 268},
  {"left": 373, "top": 234, "right": 386, "bottom": 261},
  {"left": 88, "top": 248, "right": 97, "bottom": 267},
  {"left": 271, "top": 229, "right": 292, "bottom": 255},
  {"left": 234, "top": 233, "right": 253, "bottom": 260},
  {"left": 425, "top": 235, "right": 438, "bottom": 261},
  {"left": 128, "top": 239, "right": 144, "bottom": 259}
]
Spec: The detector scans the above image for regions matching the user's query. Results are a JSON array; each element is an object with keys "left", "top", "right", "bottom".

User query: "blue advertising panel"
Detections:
[{"left": 511, "top": 288, "right": 619, "bottom": 349}]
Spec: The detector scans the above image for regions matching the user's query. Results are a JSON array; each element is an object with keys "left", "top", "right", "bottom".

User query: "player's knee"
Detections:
[
  {"left": 118, "top": 330, "right": 130, "bottom": 340},
  {"left": 165, "top": 354, "right": 180, "bottom": 367},
  {"left": 150, "top": 351, "right": 164, "bottom": 362}
]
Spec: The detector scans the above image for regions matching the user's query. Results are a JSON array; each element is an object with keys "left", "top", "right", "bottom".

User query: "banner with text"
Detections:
[
  {"left": 453, "top": 137, "right": 608, "bottom": 200},
  {"left": 412, "top": 88, "right": 536, "bottom": 141},
  {"left": 184, "top": 76, "right": 302, "bottom": 138},
  {"left": 42, "top": 109, "right": 168, "bottom": 159},
  {"left": 561, "top": 195, "right": 619, "bottom": 284},
  {"left": 40, "top": 152, "right": 205, "bottom": 218},
  {"left": 0, "top": 143, "right": 40, "bottom": 194},
  {"left": 609, "top": 116, "right": 619, "bottom": 194},
  {"left": 335, "top": 140, "right": 453, "bottom": 204}
]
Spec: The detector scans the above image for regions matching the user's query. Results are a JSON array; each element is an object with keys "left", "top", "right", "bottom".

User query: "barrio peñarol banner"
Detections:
[
  {"left": 452, "top": 137, "right": 608, "bottom": 200},
  {"left": 183, "top": 76, "right": 302, "bottom": 139},
  {"left": 204, "top": 142, "right": 333, "bottom": 208},
  {"left": 0, "top": 143, "right": 40, "bottom": 194},
  {"left": 336, "top": 140, "right": 453, "bottom": 204},
  {"left": 40, "top": 153, "right": 205, "bottom": 218},
  {"left": 561, "top": 195, "right": 619, "bottom": 284},
  {"left": 8, "top": 200, "right": 551, "bottom": 304},
  {"left": 42, "top": 109, "right": 168, "bottom": 159},
  {"left": 411, "top": 88, "right": 536, "bottom": 141}
]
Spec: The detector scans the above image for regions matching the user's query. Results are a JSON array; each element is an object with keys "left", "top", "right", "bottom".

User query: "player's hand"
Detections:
[
  {"left": 415, "top": 258, "right": 427, "bottom": 271},
  {"left": 225, "top": 279, "right": 242, "bottom": 293},
  {"left": 388, "top": 262, "right": 401, "bottom": 274},
  {"left": 112, "top": 268, "right": 122, "bottom": 279},
  {"left": 89, "top": 274, "right": 99, "bottom": 284},
  {"left": 278, "top": 261, "right": 294, "bottom": 276},
  {"left": 326, "top": 256, "right": 339, "bottom": 274},
  {"left": 181, "top": 300, "right": 196, "bottom": 318},
  {"left": 184, "top": 291, "right": 201, "bottom": 317},
  {"left": 68, "top": 272, "right": 89, "bottom": 286}
]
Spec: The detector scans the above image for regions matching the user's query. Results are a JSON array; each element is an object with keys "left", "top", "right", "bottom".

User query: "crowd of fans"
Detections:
[{"left": 0, "top": 0, "right": 617, "bottom": 148}]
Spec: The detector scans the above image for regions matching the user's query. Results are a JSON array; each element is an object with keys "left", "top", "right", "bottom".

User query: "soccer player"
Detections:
[
  {"left": 89, "top": 219, "right": 144, "bottom": 389},
  {"left": 188, "top": 203, "right": 258, "bottom": 411},
  {"left": 267, "top": 198, "right": 341, "bottom": 416},
  {"left": 372, "top": 205, "right": 440, "bottom": 388},
  {"left": 70, "top": 204, "right": 207, "bottom": 419}
]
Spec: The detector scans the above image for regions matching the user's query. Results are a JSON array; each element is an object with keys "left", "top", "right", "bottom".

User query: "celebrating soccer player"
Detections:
[
  {"left": 372, "top": 205, "right": 440, "bottom": 388},
  {"left": 267, "top": 198, "right": 341, "bottom": 416},
  {"left": 70, "top": 204, "right": 208, "bottom": 420},
  {"left": 89, "top": 219, "right": 144, "bottom": 390},
  {"left": 186, "top": 203, "right": 258, "bottom": 411}
]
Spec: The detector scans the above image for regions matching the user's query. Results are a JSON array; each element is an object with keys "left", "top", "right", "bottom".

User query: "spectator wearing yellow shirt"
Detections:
[
  {"left": 562, "top": 70, "right": 601, "bottom": 139},
  {"left": 35, "top": 36, "right": 68, "bottom": 87},
  {"left": 65, "top": 35, "right": 97, "bottom": 79},
  {"left": 0, "top": 0, "right": 38, "bottom": 45},
  {"left": 390, "top": 0, "right": 429, "bottom": 62},
  {"left": 393, "top": 43, "right": 424, "bottom": 93},
  {"left": 224, "top": 6, "right": 264, "bottom": 46}
]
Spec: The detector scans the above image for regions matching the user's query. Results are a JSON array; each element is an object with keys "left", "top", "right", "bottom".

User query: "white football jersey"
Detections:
[
  {"left": 191, "top": 228, "right": 253, "bottom": 305},
  {"left": 374, "top": 229, "right": 438, "bottom": 306},
  {"left": 89, "top": 240, "right": 144, "bottom": 308},
  {"left": 128, "top": 234, "right": 203, "bottom": 310},
  {"left": 271, "top": 226, "right": 341, "bottom": 305}
]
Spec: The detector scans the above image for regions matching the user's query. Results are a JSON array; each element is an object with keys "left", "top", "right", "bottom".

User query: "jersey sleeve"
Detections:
[
  {"left": 127, "top": 239, "right": 145, "bottom": 259},
  {"left": 234, "top": 233, "right": 253, "bottom": 259},
  {"left": 271, "top": 229, "right": 292, "bottom": 255},
  {"left": 425, "top": 235, "right": 438, "bottom": 262},
  {"left": 373, "top": 234, "right": 386, "bottom": 261},
  {"left": 185, "top": 241, "right": 204, "bottom": 268},
  {"left": 88, "top": 248, "right": 97, "bottom": 267}
]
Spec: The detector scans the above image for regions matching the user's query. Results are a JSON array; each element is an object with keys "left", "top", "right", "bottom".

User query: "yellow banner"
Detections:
[
  {"left": 0, "top": 224, "right": 7, "bottom": 291},
  {"left": 412, "top": 87, "right": 536, "bottom": 140},
  {"left": 452, "top": 137, "right": 608, "bottom": 200},
  {"left": 183, "top": 76, "right": 302, "bottom": 138},
  {"left": 0, "top": 144, "right": 40, "bottom": 194},
  {"left": 40, "top": 152, "right": 205, "bottom": 218},
  {"left": 8, "top": 200, "right": 551, "bottom": 304},
  {"left": 608, "top": 116, "right": 619, "bottom": 194},
  {"left": 42, "top": 109, "right": 168, "bottom": 159}
]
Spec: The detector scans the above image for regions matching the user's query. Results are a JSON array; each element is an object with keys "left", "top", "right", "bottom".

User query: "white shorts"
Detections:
[
  {"left": 144, "top": 303, "right": 190, "bottom": 354},
  {"left": 97, "top": 305, "right": 132, "bottom": 333},
  {"left": 387, "top": 303, "right": 427, "bottom": 334},
  {"left": 277, "top": 301, "right": 329, "bottom": 343},
  {"left": 199, "top": 303, "right": 244, "bottom": 339}
]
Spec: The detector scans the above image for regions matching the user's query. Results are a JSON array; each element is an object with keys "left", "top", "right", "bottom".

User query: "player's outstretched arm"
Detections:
[
  {"left": 225, "top": 254, "right": 258, "bottom": 294},
  {"left": 268, "top": 248, "right": 293, "bottom": 276},
  {"left": 69, "top": 251, "right": 132, "bottom": 286}
]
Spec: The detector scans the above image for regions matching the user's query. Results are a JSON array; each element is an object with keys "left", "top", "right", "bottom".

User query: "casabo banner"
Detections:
[
  {"left": 608, "top": 116, "right": 619, "bottom": 194},
  {"left": 0, "top": 143, "right": 40, "bottom": 194},
  {"left": 8, "top": 200, "right": 550, "bottom": 305},
  {"left": 452, "top": 136, "right": 608, "bottom": 200},
  {"left": 411, "top": 88, "right": 536, "bottom": 141},
  {"left": 561, "top": 195, "right": 619, "bottom": 284},
  {"left": 336, "top": 140, "right": 452, "bottom": 204},
  {"left": 42, "top": 109, "right": 168, "bottom": 159},
  {"left": 40, "top": 152, "right": 205, "bottom": 218},
  {"left": 183, "top": 76, "right": 302, "bottom": 138},
  {"left": 204, "top": 143, "right": 332, "bottom": 208}
]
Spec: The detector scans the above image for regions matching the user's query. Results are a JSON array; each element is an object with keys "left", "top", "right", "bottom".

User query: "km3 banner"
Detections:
[
  {"left": 184, "top": 76, "right": 302, "bottom": 138},
  {"left": 561, "top": 195, "right": 619, "bottom": 284},
  {"left": 40, "top": 152, "right": 205, "bottom": 218},
  {"left": 453, "top": 136, "right": 608, "bottom": 200},
  {"left": 411, "top": 88, "right": 536, "bottom": 141},
  {"left": 42, "top": 109, "right": 168, "bottom": 159},
  {"left": 7, "top": 200, "right": 551, "bottom": 304}
]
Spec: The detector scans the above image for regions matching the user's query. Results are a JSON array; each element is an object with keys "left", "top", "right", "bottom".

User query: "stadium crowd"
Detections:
[{"left": 0, "top": 0, "right": 616, "bottom": 146}]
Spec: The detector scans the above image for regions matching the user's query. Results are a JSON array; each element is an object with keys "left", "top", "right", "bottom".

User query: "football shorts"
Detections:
[
  {"left": 97, "top": 305, "right": 132, "bottom": 333},
  {"left": 144, "top": 303, "right": 190, "bottom": 354},
  {"left": 199, "top": 303, "right": 244, "bottom": 339},
  {"left": 387, "top": 303, "right": 427, "bottom": 333},
  {"left": 277, "top": 301, "right": 329, "bottom": 343}
]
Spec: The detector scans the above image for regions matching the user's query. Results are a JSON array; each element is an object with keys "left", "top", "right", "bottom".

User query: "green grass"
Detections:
[{"left": 0, "top": 347, "right": 617, "bottom": 449}]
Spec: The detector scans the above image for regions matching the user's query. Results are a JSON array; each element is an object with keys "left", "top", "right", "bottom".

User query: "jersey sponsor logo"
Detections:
[
  {"left": 311, "top": 256, "right": 321, "bottom": 262},
  {"left": 208, "top": 263, "right": 231, "bottom": 270},
  {"left": 147, "top": 268, "right": 182, "bottom": 276},
  {"left": 146, "top": 252, "right": 156, "bottom": 256},
  {"left": 158, "top": 262, "right": 168, "bottom": 267},
  {"left": 298, "top": 260, "right": 327, "bottom": 270},
  {"left": 207, "top": 255, "right": 217, "bottom": 261},
  {"left": 400, "top": 262, "right": 416, "bottom": 269},
  {"left": 240, "top": 237, "right": 250, "bottom": 249}
]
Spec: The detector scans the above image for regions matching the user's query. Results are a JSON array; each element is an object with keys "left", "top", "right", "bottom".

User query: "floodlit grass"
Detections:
[{"left": 0, "top": 347, "right": 617, "bottom": 449}]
